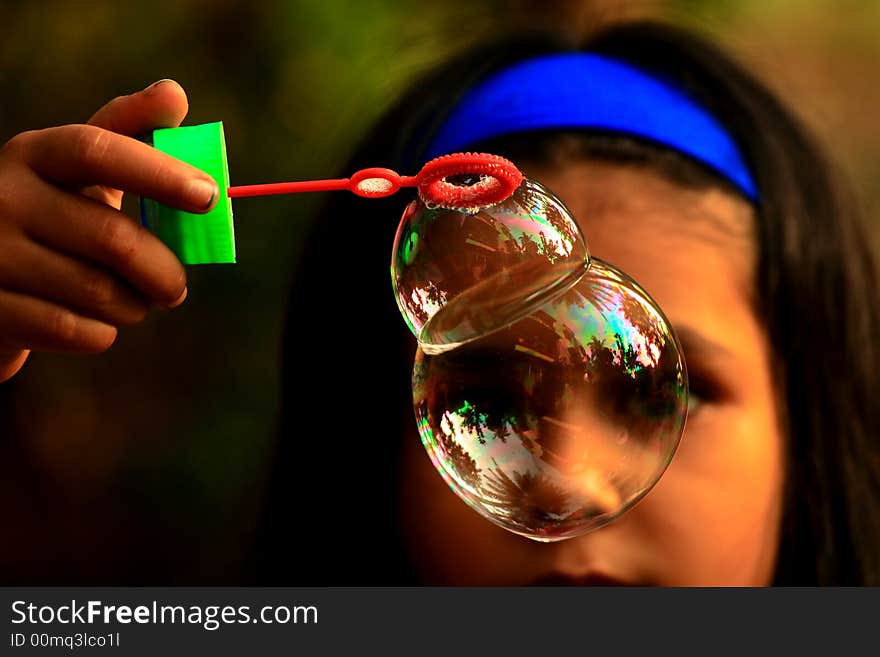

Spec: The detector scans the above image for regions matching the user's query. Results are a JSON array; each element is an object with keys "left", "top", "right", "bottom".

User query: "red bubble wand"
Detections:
[
  {"left": 141, "top": 122, "right": 523, "bottom": 265},
  {"left": 227, "top": 151, "right": 523, "bottom": 210}
]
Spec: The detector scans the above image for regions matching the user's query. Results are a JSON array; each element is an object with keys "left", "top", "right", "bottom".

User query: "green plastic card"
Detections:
[{"left": 140, "top": 122, "right": 236, "bottom": 265}]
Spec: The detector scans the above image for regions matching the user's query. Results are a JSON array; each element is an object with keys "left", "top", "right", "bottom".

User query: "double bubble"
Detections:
[{"left": 392, "top": 166, "right": 687, "bottom": 541}]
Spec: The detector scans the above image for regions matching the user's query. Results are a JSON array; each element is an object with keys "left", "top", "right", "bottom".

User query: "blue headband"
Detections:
[{"left": 425, "top": 53, "right": 759, "bottom": 202}]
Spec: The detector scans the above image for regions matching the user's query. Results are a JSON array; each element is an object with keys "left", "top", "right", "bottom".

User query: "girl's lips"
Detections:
[{"left": 529, "top": 572, "right": 635, "bottom": 586}]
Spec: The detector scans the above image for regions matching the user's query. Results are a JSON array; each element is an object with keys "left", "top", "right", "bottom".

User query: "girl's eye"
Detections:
[
  {"left": 685, "top": 370, "right": 724, "bottom": 417},
  {"left": 686, "top": 390, "right": 704, "bottom": 416}
]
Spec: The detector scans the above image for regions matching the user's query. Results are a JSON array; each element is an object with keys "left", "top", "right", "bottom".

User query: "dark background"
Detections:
[{"left": 1, "top": 0, "right": 877, "bottom": 583}]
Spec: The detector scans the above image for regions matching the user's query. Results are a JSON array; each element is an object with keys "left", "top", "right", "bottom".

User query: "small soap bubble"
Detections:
[
  {"left": 392, "top": 179, "right": 590, "bottom": 353},
  {"left": 411, "top": 259, "right": 688, "bottom": 540}
]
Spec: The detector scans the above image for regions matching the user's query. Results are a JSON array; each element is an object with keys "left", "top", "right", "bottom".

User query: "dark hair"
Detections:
[{"left": 250, "top": 20, "right": 880, "bottom": 585}]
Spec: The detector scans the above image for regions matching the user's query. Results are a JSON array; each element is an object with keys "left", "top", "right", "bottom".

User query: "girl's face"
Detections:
[{"left": 398, "top": 159, "right": 786, "bottom": 585}]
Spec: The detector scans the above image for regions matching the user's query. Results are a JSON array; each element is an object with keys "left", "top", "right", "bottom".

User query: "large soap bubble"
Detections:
[{"left": 393, "top": 177, "right": 688, "bottom": 540}]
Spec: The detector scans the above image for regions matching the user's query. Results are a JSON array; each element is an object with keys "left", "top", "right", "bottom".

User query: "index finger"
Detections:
[{"left": 19, "top": 124, "right": 218, "bottom": 213}]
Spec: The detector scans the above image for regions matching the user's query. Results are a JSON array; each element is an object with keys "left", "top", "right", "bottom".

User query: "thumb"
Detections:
[
  {"left": 88, "top": 79, "right": 189, "bottom": 136},
  {"left": 83, "top": 79, "right": 190, "bottom": 208}
]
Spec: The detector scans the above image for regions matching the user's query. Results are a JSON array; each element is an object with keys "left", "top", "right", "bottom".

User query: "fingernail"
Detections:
[
  {"left": 158, "top": 286, "right": 187, "bottom": 311},
  {"left": 188, "top": 179, "right": 218, "bottom": 210},
  {"left": 167, "top": 286, "right": 188, "bottom": 309},
  {"left": 143, "top": 78, "right": 176, "bottom": 94}
]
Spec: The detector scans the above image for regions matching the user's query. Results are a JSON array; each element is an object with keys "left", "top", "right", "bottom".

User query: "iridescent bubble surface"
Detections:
[
  {"left": 391, "top": 179, "right": 590, "bottom": 353},
  {"left": 412, "top": 258, "right": 688, "bottom": 541}
]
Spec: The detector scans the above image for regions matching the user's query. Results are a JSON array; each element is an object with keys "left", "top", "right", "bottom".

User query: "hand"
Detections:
[{"left": 0, "top": 79, "right": 218, "bottom": 382}]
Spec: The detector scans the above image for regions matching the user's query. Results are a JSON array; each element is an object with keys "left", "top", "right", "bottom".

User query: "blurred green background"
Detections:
[{"left": 1, "top": 0, "right": 877, "bottom": 583}]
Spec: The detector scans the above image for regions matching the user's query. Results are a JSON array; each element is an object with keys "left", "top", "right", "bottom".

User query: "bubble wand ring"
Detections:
[{"left": 414, "top": 153, "right": 523, "bottom": 210}]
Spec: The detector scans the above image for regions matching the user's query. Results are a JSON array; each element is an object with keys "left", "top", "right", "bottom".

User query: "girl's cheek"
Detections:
[{"left": 639, "top": 402, "right": 783, "bottom": 584}]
